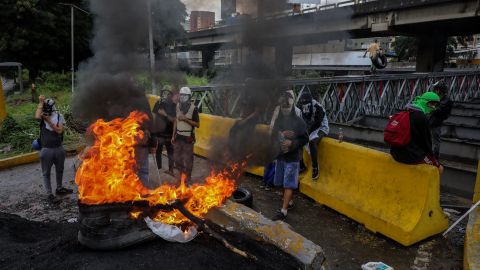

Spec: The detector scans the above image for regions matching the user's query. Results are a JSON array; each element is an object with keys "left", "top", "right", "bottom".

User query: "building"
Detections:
[{"left": 190, "top": 11, "right": 215, "bottom": 32}]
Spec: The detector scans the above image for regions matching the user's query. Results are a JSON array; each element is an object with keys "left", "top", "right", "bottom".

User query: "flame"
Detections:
[{"left": 75, "top": 111, "right": 242, "bottom": 225}]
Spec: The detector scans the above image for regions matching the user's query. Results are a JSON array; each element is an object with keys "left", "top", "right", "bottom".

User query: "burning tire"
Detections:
[{"left": 231, "top": 187, "right": 253, "bottom": 208}]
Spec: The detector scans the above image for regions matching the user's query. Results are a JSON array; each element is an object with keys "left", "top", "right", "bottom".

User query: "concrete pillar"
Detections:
[
  {"left": 201, "top": 49, "right": 215, "bottom": 71},
  {"left": 416, "top": 34, "right": 448, "bottom": 72},
  {"left": 0, "top": 79, "right": 6, "bottom": 123},
  {"left": 275, "top": 45, "right": 293, "bottom": 76}
]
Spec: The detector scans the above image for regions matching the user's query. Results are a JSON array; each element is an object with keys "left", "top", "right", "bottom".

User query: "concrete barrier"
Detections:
[
  {"left": 464, "top": 162, "right": 480, "bottom": 270},
  {"left": 299, "top": 138, "right": 448, "bottom": 246}
]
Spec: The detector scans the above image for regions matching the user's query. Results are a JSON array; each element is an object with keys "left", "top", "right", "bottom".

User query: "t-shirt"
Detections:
[
  {"left": 152, "top": 100, "right": 176, "bottom": 137},
  {"left": 367, "top": 43, "right": 380, "bottom": 58}
]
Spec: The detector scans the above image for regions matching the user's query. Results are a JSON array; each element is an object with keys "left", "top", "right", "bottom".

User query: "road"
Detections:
[{"left": 0, "top": 155, "right": 470, "bottom": 269}]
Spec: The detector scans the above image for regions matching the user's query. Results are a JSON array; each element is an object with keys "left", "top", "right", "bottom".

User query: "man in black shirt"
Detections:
[
  {"left": 152, "top": 89, "right": 178, "bottom": 176},
  {"left": 390, "top": 92, "right": 444, "bottom": 173}
]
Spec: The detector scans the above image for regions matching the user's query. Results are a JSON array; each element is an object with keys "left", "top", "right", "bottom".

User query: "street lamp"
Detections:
[
  {"left": 147, "top": 0, "right": 157, "bottom": 95},
  {"left": 59, "top": 3, "right": 90, "bottom": 93}
]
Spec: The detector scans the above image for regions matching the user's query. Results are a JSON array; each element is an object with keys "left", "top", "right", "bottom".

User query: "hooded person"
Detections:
[
  {"left": 172, "top": 87, "right": 200, "bottom": 183},
  {"left": 428, "top": 81, "right": 454, "bottom": 159},
  {"left": 270, "top": 91, "right": 308, "bottom": 221},
  {"left": 390, "top": 91, "right": 443, "bottom": 172},
  {"left": 297, "top": 91, "right": 329, "bottom": 180}
]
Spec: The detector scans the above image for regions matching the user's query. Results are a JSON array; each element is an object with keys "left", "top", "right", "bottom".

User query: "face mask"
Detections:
[
  {"left": 301, "top": 104, "right": 311, "bottom": 114},
  {"left": 179, "top": 95, "right": 190, "bottom": 103}
]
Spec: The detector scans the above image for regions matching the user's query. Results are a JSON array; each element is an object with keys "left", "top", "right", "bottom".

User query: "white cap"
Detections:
[{"left": 180, "top": 87, "right": 192, "bottom": 95}]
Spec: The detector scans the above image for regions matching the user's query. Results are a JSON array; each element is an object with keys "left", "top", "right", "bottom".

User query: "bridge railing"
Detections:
[{"left": 184, "top": 71, "right": 480, "bottom": 124}]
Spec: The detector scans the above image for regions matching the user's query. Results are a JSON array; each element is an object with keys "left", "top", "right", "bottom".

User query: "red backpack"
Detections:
[{"left": 384, "top": 111, "right": 411, "bottom": 147}]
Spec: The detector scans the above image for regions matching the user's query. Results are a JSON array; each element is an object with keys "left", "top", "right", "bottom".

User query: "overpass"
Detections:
[{"left": 181, "top": 0, "right": 480, "bottom": 72}]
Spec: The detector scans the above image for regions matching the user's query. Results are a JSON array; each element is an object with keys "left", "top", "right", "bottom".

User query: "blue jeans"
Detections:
[{"left": 274, "top": 159, "right": 299, "bottom": 189}]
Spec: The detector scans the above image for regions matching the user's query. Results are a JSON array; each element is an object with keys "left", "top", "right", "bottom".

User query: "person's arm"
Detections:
[
  {"left": 43, "top": 115, "right": 65, "bottom": 134},
  {"left": 290, "top": 119, "right": 309, "bottom": 152},
  {"left": 179, "top": 107, "right": 200, "bottom": 128},
  {"left": 35, "top": 95, "right": 45, "bottom": 120},
  {"left": 171, "top": 119, "right": 177, "bottom": 143}
]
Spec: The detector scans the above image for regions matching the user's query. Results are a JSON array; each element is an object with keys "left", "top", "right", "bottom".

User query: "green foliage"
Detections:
[
  {"left": 36, "top": 72, "right": 71, "bottom": 92},
  {"left": 0, "top": 0, "right": 92, "bottom": 79},
  {"left": 393, "top": 36, "right": 418, "bottom": 61},
  {"left": 186, "top": 75, "right": 209, "bottom": 86}
]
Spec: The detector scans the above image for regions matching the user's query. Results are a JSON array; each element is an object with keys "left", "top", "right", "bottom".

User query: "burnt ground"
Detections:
[{"left": 0, "top": 156, "right": 471, "bottom": 269}]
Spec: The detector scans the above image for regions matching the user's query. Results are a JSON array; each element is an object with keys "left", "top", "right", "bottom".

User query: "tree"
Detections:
[
  {"left": 0, "top": 0, "right": 92, "bottom": 80},
  {"left": 392, "top": 36, "right": 417, "bottom": 61}
]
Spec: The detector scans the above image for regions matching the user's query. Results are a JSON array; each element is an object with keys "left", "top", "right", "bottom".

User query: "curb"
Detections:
[
  {"left": 207, "top": 200, "right": 329, "bottom": 270},
  {"left": 0, "top": 145, "right": 85, "bottom": 171}
]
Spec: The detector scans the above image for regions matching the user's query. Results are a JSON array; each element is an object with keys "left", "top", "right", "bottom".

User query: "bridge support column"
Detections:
[
  {"left": 416, "top": 34, "right": 447, "bottom": 72},
  {"left": 201, "top": 49, "right": 215, "bottom": 71},
  {"left": 275, "top": 45, "right": 293, "bottom": 76}
]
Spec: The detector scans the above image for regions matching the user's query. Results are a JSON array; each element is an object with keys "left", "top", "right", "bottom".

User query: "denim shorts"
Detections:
[{"left": 274, "top": 160, "right": 299, "bottom": 189}]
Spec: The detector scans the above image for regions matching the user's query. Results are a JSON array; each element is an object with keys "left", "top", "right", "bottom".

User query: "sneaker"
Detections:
[
  {"left": 56, "top": 187, "right": 73, "bottom": 195},
  {"left": 272, "top": 210, "right": 287, "bottom": 221},
  {"left": 288, "top": 200, "right": 294, "bottom": 210},
  {"left": 312, "top": 167, "right": 319, "bottom": 180},
  {"left": 47, "top": 194, "right": 60, "bottom": 204}
]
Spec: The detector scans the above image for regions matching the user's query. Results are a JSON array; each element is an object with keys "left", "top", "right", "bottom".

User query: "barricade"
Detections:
[{"left": 464, "top": 162, "right": 480, "bottom": 270}]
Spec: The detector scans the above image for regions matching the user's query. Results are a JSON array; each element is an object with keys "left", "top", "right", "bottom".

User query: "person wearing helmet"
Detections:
[
  {"left": 270, "top": 91, "right": 308, "bottom": 221},
  {"left": 429, "top": 81, "right": 454, "bottom": 159},
  {"left": 35, "top": 95, "right": 72, "bottom": 203},
  {"left": 390, "top": 91, "right": 444, "bottom": 173},
  {"left": 152, "top": 86, "right": 178, "bottom": 176},
  {"left": 172, "top": 86, "right": 200, "bottom": 183}
]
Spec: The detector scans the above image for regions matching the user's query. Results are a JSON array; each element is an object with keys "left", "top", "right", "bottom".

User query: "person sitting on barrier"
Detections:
[
  {"left": 297, "top": 91, "right": 329, "bottom": 180},
  {"left": 271, "top": 91, "right": 308, "bottom": 221},
  {"left": 363, "top": 39, "right": 381, "bottom": 74},
  {"left": 429, "top": 81, "right": 454, "bottom": 160},
  {"left": 389, "top": 92, "right": 444, "bottom": 173},
  {"left": 152, "top": 87, "right": 178, "bottom": 176},
  {"left": 172, "top": 87, "right": 200, "bottom": 184}
]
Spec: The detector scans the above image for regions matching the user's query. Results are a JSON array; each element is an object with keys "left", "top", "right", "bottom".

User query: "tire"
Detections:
[
  {"left": 372, "top": 54, "right": 388, "bottom": 69},
  {"left": 231, "top": 187, "right": 253, "bottom": 208}
]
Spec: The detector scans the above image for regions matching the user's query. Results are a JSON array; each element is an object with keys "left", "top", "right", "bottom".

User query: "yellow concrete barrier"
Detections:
[
  {"left": 299, "top": 138, "right": 448, "bottom": 246},
  {"left": 0, "top": 79, "right": 7, "bottom": 123},
  {"left": 0, "top": 152, "right": 39, "bottom": 170},
  {"left": 464, "top": 162, "right": 480, "bottom": 270}
]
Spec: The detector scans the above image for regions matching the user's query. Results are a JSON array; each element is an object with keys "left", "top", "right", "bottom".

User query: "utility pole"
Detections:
[
  {"left": 59, "top": 3, "right": 89, "bottom": 93},
  {"left": 147, "top": 0, "right": 157, "bottom": 95}
]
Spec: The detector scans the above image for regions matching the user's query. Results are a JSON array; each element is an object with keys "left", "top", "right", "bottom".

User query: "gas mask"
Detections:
[
  {"left": 280, "top": 93, "right": 294, "bottom": 116},
  {"left": 42, "top": 99, "right": 56, "bottom": 116},
  {"left": 179, "top": 94, "right": 190, "bottom": 103}
]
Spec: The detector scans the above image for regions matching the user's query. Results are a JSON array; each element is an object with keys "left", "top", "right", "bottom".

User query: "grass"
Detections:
[{"left": 0, "top": 72, "right": 208, "bottom": 159}]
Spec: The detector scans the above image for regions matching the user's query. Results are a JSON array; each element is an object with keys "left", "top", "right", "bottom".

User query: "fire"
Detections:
[{"left": 75, "top": 111, "right": 242, "bottom": 225}]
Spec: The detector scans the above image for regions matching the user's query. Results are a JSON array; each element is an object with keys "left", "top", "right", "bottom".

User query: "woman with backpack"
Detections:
[
  {"left": 35, "top": 95, "right": 72, "bottom": 203},
  {"left": 386, "top": 92, "right": 444, "bottom": 173}
]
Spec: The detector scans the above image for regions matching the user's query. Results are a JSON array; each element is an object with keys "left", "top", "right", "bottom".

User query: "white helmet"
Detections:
[{"left": 179, "top": 87, "right": 192, "bottom": 96}]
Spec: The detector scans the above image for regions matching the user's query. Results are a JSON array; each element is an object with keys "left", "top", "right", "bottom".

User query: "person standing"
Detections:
[
  {"left": 172, "top": 87, "right": 200, "bottom": 183},
  {"left": 429, "top": 81, "right": 454, "bottom": 159},
  {"left": 35, "top": 95, "right": 72, "bottom": 203},
  {"left": 152, "top": 89, "right": 178, "bottom": 176},
  {"left": 297, "top": 91, "right": 329, "bottom": 180},
  {"left": 271, "top": 91, "right": 308, "bottom": 221}
]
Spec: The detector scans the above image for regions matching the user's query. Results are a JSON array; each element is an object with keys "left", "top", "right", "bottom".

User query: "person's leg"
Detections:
[
  {"left": 173, "top": 139, "right": 182, "bottom": 174},
  {"left": 155, "top": 137, "right": 165, "bottom": 170},
  {"left": 432, "top": 126, "right": 442, "bottom": 159},
  {"left": 310, "top": 135, "right": 323, "bottom": 180},
  {"left": 273, "top": 159, "right": 285, "bottom": 188},
  {"left": 273, "top": 161, "right": 299, "bottom": 220},
  {"left": 54, "top": 147, "right": 66, "bottom": 189},
  {"left": 185, "top": 142, "right": 194, "bottom": 182},
  {"left": 40, "top": 148, "right": 54, "bottom": 195},
  {"left": 165, "top": 138, "right": 175, "bottom": 173},
  {"left": 282, "top": 188, "right": 294, "bottom": 210}
]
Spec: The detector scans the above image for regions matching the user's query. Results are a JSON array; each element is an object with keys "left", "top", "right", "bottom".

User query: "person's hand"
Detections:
[
  {"left": 282, "top": 130, "right": 295, "bottom": 139},
  {"left": 39, "top": 95, "right": 45, "bottom": 104},
  {"left": 159, "top": 109, "right": 167, "bottom": 117},
  {"left": 171, "top": 137, "right": 176, "bottom": 144},
  {"left": 438, "top": 165, "right": 444, "bottom": 174},
  {"left": 178, "top": 115, "right": 187, "bottom": 122},
  {"left": 281, "top": 139, "right": 292, "bottom": 153}
]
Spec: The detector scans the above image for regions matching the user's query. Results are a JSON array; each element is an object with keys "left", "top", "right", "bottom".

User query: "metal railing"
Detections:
[{"left": 183, "top": 71, "right": 480, "bottom": 124}]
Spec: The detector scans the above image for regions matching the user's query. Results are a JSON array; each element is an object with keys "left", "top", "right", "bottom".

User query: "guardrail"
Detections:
[{"left": 183, "top": 71, "right": 480, "bottom": 124}]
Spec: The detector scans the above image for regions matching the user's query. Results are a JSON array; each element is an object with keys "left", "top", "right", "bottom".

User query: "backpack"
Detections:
[{"left": 384, "top": 111, "right": 411, "bottom": 147}]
